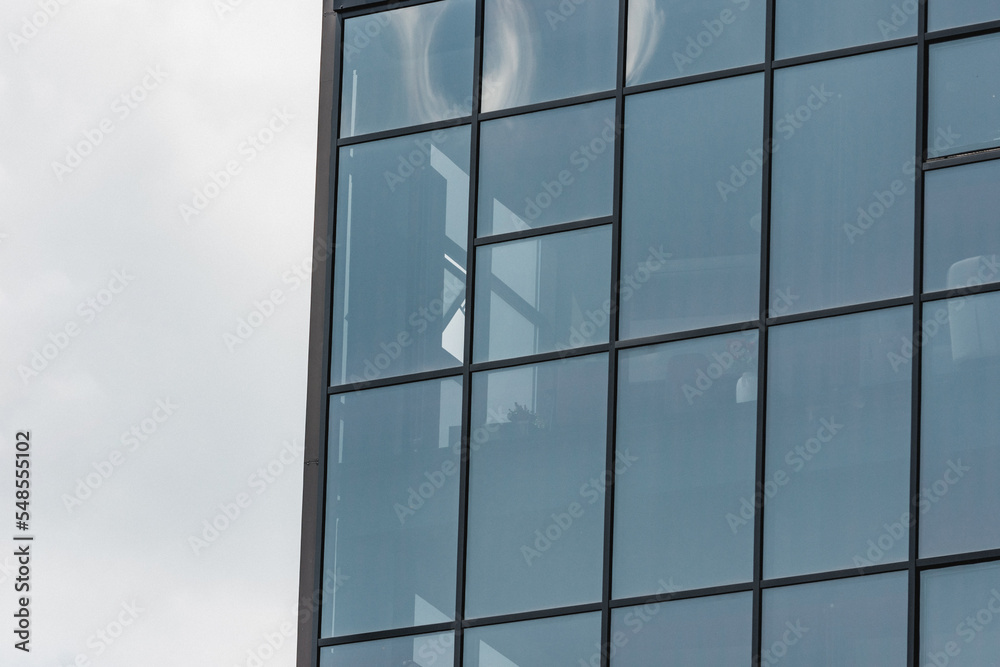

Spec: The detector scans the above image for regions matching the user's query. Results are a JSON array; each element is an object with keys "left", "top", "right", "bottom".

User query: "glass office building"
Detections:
[{"left": 298, "top": 0, "right": 1000, "bottom": 664}]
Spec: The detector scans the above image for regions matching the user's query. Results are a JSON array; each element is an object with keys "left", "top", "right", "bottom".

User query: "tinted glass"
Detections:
[
  {"left": 764, "top": 309, "right": 912, "bottom": 578},
  {"left": 321, "top": 379, "right": 462, "bottom": 636},
  {"left": 924, "top": 159, "right": 1000, "bottom": 293},
  {"left": 465, "top": 354, "right": 607, "bottom": 618},
  {"left": 921, "top": 562, "right": 1000, "bottom": 667},
  {"left": 762, "top": 573, "right": 908, "bottom": 666},
  {"left": 929, "top": 0, "right": 1000, "bottom": 30},
  {"left": 614, "top": 333, "right": 758, "bottom": 598},
  {"left": 620, "top": 74, "right": 763, "bottom": 339},
  {"left": 920, "top": 292, "right": 1000, "bottom": 557},
  {"left": 473, "top": 226, "right": 611, "bottom": 363},
  {"left": 477, "top": 101, "right": 616, "bottom": 236},
  {"left": 775, "top": 0, "right": 916, "bottom": 59},
  {"left": 611, "top": 592, "right": 752, "bottom": 666},
  {"left": 331, "top": 127, "right": 470, "bottom": 386},
  {"left": 928, "top": 33, "right": 1000, "bottom": 158},
  {"left": 626, "top": 0, "right": 766, "bottom": 85},
  {"left": 464, "top": 613, "right": 600, "bottom": 666},
  {"left": 320, "top": 632, "right": 455, "bottom": 667},
  {"left": 770, "top": 48, "right": 916, "bottom": 315},
  {"left": 483, "top": 0, "right": 618, "bottom": 111},
  {"left": 341, "top": 0, "right": 474, "bottom": 137}
]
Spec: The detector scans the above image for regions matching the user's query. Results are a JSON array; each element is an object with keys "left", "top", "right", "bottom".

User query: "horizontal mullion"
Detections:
[
  {"left": 474, "top": 217, "right": 613, "bottom": 247},
  {"left": 623, "top": 62, "right": 766, "bottom": 97},
  {"left": 923, "top": 148, "right": 1000, "bottom": 171},
  {"left": 917, "top": 548, "right": 1000, "bottom": 571},
  {"left": 925, "top": 18, "right": 1000, "bottom": 44},
  {"left": 616, "top": 320, "right": 761, "bottom": 351},
  {"left": 772, "top": 35, "right": 919, "bottom": 71},
  {"left": 610, "top": 581, "right": 754, "bottom": 610},
  {"left": 760, "top": 561, "right": 910, "bottom": 590},
  {"left": 470, "top": 344, "right": 609, "bottom": 373},
  {"left": 922, "top": 280, "right": 1000, "bottom": 303},
  {"left": 478, "top": 90, "right": 617, "bottom": 123},
  {"left": 318, "top": 621, "right": 455, "bottom": 647},
  {"left": 766, "top": 296, "right": 913, "bottom": 327},
  {"left": 338, "top": 116, "right": 471, "bottom": 147},
  {"left": 328, "top": 366, "right": 462, "bottom": 395},
  {"left": 462, "top": 602, "right": 602, "bottom": 629}
]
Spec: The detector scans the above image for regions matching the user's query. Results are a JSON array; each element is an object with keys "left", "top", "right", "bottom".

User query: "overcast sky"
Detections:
[{"left": 1, "top": 1, "right": 320, "bottom": 665}]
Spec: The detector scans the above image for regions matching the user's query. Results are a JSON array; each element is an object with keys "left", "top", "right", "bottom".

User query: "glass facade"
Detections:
[{"left": 302, "top": 1, "right": 1000, "bottom": 664}]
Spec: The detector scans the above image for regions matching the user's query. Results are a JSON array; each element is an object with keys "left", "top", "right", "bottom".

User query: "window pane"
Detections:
[
  {"left": 614, "top": 333, "right": 758, "bottom": 598},
  {"left": 473, "top": 226, "right": 611, "bottom": 363},
  {"left": 620, "top": 74, "right": 762, "bottom": 339},
  {"left": 477, "top": 101, "right": 616, "bottom": 236},
  {"left": 924, "top": 160, "right": 1000, "bottom": 293},
  {"left": 331, "top": 127, "right": 470, "bottom": 386},
  {"left": 340, "top": 0, "right": 474, "bottom": 137},
  {"left": 775, "top": 0, "right": 917, "bottom": 59},
  {"left": 626, "top": 0, "right": 766, "bottom": 85},
  {"left": 483, "top": 0, "right": 618, "bottom": 111},
  {"left": 465, "top": 354, "right": 607, "bottom": 618},
  {"left": 322, "top": 379, "right": 462, "bottom": 637},
  {"left": 921, "top": 562, "right": 1000, "bottom": 667},
  {"left": 320, "top": 632, "right": 455, "bottom": 667},
  {"left": 770, "top": 48, "right": 916, "bottom": 315},
  {"left": 764, "top": 309, "right": 911, "bottom": 578},
  {"left": 929, "top": 0, "right": 1000, "bottom": 31},
  {"left": 611, "top": 592, "right": 752, "bottom": 666},
  {"left": 921, "top": 292, "right": 1000, "bottom": 557},
  {"left": 928, "top": 33, "right": 1000, "bottom": 158},
  {"left": 464, "top": 613, "right": 600, "bottom": 666},
  {"left": 762, "top": 573, "right": 908, "bottom": 666}
]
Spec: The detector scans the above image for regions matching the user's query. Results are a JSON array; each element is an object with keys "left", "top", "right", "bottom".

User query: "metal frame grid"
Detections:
[{"left": 297, "top": 1, "right": 1000, "bottom": 664}]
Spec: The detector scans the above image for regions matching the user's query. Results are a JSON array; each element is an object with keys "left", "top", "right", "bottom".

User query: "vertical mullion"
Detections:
[
  {"left": 908, "top": 3, "right": 929, "bottom": 666},
  {"left": 601, "top": 1, "right": 629, "bottom": 665},
  {"left": 455, "top": 1, "right": 486, "bottom": 664},
  {"left": 309, "top": 9, "right": 344, "bottom": 667},
  {"left": 753, "top": 0, "right": 777, "bottom": 664}
]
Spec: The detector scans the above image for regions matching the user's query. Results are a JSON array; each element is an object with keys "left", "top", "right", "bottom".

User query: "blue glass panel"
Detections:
[
  {"left": 921, "top": 562, "right": 1000, "bottom": 667},
  {"left": 465, "top": 354, "right": 607, "bottom": 618},
  {"left": 320, "top": 632, "right": 455, "bottom": 667},
  {"left": 614, "top": 332, "right": 758, "bottom": 598},
  {"left": 464, "top": 613, "right": 600, "bottom": 666},
  {"left": 921, "top": 292, "right": 1000, "bottom": 557},
  {"left": 776, "top": 0, "right": 917, "bottom": 59},
  {"left": 770, "top": 48, "right": 916, "bottom": 315},
  {"left": 321, "top": 378, "right": 462, "bottom": 637},
  {"left": 764, "top": 309, "right": 912, "bottom": 578},
  {"left": 341, "top": 0, "right": 474, "bottom": 137},
  {"left": 928, "top": 33, "right": 1000, "bottom": 158},
  {"left": 626, "top": 0, "right": 766, "bottom": 85},
  {"left": 929, "top": 0, "right": 1000, "bottom": 30}
]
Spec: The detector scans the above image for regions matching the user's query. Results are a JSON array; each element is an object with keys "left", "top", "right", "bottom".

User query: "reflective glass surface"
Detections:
[
  {"left": 764, "top": 309, "right": 912, "bottom": 578},
  {"left": 322, "top": 379, "right": 462, "bottom": 637},
  {"left": 613, "top": 332, "right": 758, "bottom": 598},
  {"left": 473, "top": 226, "right": 611, "bottom": 363},
  {"left": 331, "top": 127, "right": 470, "bottom": 386},
  {"left": 626, "top": 0, "right": 766, "bottom": 85},
  {"left": 477, "top": 101, "right": 616, "bottom": 236},
  {"left": 921, "top": 292, "right": 1000, "bottom": 557},
  {"left": 320, "top": 632, "right": 455, "bottom": 667},
  {"left": 775, "top": 0, "right": 916, "bottom": 59},
  {"left": 465, "top": 354, "right": 607, "bottom": 618},
  {"left": 924, "top": 159, "right": 1000, "bottom": 293},
  {"left": 929, "top": 0, "right": 1000, "bottom": 31},
  {"left": 620, "top": 74, "right": 762, "bottom": 339},
  {"left": 770, "top": 48, "right": 916, "bottom": 315},
  {"left": 611, "top": 592, "right": 752, "bottom": 666},
  {"left": 340, "top": 0, "right": 475, "bottom": 137},
  {"left": 464, "top": 613, "right": 600, "bottom": 666},
  {"left": 921, "top": 562, "right": 1000, "bottom": 666},
  {"left": 762, "top": 573, "right": 908, "bottom": 666},
  {"left": 928, "top": 33, "right": 1000, "bottom": 158},
  {"left": 482, "top": 0, "right": 618, "bottom": 111}
]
